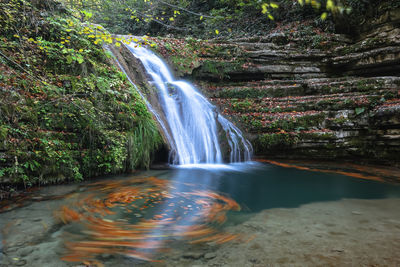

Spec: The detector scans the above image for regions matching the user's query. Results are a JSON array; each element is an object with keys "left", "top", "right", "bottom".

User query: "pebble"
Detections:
[
  {"left": 182, "top": 251, "right": 204, "bottom": 259},
  {"left": 51, "top": 230, "right": 62, "bottom": 238},
  {"left": 249, "top": 258, "right": 260, "bottom": 263},
  {"left": 14, "top": 259, "right": 27, "bottom": 266},
  {"left": 351, "top": 211, "right": 362, "bottom": 215},
  {"left": 204, "top": 252, "right": 217, "bottom": 260},
  {"left": 5, "top": 247, "right": 19, "bottom": 253},
  {"left": 99, "top": 253, "right": 113, "bottom": 259},
  {"left": 18, "top": 247, "right": 34, "bottom": 257}
]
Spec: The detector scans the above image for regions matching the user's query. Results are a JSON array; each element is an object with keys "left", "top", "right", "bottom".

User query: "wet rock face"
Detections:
[
  {"left": 329, "top": 3, "right": 400, "bottom": 76},
  {"left": 106, "top": 43, "right": 173, "bottom": 149},
  {"left": 146, "top": 2, "right": 400, "bottom": 166}
]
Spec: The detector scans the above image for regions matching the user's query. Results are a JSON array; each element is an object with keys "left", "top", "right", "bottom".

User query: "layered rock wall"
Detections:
[{"left": 149, "top": 4, "right": 400, "bottom": 166}]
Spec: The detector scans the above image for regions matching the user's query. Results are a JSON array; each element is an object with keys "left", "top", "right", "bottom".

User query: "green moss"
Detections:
[
  {"left": 0, "top": 1, "right": 162, "bottom": 186},
  {"left": 170, "top": 55, "right": 200, "bottom": 75},
  {"left": 230, "top": 99, "right": 252, "bottom": 112},
  {"left": 298, "top": 132, "right": 336, "bottom": 140},
  {"left": 195, "top": 60, "right": 246, "bottom": 80},
  {"left": 331, "top": 117, "right": 349, "bottom": 125},
  {"left": 254, "top": 133, "right": 299, "bottom": 152},
  {"left": 149, "top": 37, "right": 202, "bottom": 76},
  {"left": 356, "top": 79, "right": 382, "bottom": 91},
  {"left": 217, "top": 88, "right": 260, "bottom": 99},
  {"left": 216, "top": 85, "right": 306, "bottom": 99},
  {"left": 246, "top": 113, "right": 327, "bottom": 132},
  {"left": 253, "top": 130, "right": 337, "bottom": 155}
]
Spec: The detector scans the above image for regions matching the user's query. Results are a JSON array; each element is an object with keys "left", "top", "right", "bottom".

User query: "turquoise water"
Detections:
[
  {"left": 165, "top": 163, "right": 400, "bottom": 212},
  {"left": 0, "top": 162, "right": 399, "bottom": 266}
]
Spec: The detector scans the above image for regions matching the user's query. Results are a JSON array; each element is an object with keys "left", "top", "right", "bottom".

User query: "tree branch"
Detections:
[
  {"left": 135, "top": 10, "right": 188, "bottom": 31},
  {"left": 0, "top": 48, "right": 41, "bottom": 83},
  {"left": 157, "top": 0, "right": 212, "bottom": 18}
]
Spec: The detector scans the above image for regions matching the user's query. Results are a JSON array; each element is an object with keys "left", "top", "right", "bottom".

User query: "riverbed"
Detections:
[{"left": 1, "top": 162, "right": 399, "bottom": 266}]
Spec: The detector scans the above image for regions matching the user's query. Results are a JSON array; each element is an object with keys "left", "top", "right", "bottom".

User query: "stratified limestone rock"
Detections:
[{"left": 143, "top": 1, "right": 400, "bottom": 166}]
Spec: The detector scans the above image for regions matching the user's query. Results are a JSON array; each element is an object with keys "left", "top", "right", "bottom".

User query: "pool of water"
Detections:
[
  {"left": 1, "top": 162, "right": 399, "bottom": 266},
  {"left": 167, "top": 162, "right": 400, "bottom": 212}
]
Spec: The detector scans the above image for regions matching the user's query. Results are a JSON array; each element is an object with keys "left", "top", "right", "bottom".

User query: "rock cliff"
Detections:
[{"left": 149, "top": 4, "right": 400, "bottom": 166}]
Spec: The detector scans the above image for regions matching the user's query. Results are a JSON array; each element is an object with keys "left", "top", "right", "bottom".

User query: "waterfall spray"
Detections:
[{"left": 125, "top": 42, "right": 252, "bottom": 165}]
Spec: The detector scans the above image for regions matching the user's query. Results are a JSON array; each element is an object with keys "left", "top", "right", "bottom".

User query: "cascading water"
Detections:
[
  {"left": 106, "top": 46, "right": 176, "bottom": 154},
  {"left": 125, "top": 42, "right": 252, "bottom": 165}
]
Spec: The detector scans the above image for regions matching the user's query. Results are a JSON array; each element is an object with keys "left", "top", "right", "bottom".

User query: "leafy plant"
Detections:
[
  {"left": 355, "top": 107, "right": 365, "bottom": 115},
  {"left": 0, "top": 0, "right": 162, "bottom": 186}
]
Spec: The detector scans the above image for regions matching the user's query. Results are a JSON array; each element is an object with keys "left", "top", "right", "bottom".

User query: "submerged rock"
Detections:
[
  {"left": 204, "top": 252, "right": 217, "bottom": 260},
  {"left": 18, "top": 247, "right": 34, "bottom": 257},
  {"left": 182, "top": 251, "right": 205, "bottom": 259}
]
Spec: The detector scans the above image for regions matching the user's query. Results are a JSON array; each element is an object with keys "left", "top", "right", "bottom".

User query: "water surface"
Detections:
[
  {"left": 1, "top": 162, "right": 399, "bottom": 266},
  {"left": 169, "top": 162, "right": 400, "bottom": 212}
]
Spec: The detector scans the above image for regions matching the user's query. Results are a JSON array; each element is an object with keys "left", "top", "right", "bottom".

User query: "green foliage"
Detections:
[
  {"left": 355, "top": 107, "right": 365, "bottom": 115},
  {"left": 28, "top": 0, "right": 370, "bottom": 38},
  {"left": 0, "top": 0, "right": 162, "bottom": 186},
  {"left": 54, "top": 0, "right": 348, "bottom": 37},
  {"left": 297, "top": 0, "right": 352, "bottom": 19}
]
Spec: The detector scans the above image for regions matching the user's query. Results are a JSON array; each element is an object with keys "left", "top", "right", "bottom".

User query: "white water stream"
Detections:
[{"left": 125, "top": 43, "right": 252, "bottom": 165}]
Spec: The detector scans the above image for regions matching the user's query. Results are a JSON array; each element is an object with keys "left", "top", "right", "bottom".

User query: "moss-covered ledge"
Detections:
[
  {"left": 143, "top": 19, "right": 400, "bottom": 167},
  {"left": 0, "top": 1, "right": 162, "bottom": 187}
]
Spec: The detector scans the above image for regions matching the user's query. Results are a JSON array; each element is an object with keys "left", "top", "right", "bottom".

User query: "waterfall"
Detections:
[
  {"left": 105, "top": 46, "right": 176, "bottom": 154},
  {"left": 125, "top": 42, "right": 252, "bottom": 165}
]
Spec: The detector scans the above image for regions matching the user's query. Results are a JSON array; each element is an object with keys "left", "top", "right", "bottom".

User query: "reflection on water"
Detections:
[
  {"left": 58, "top": 174, "right": 241, "bottom": 264},
  {"left": 58, "top": 162, "right": 400, "bottom": 264},
  {"left": 163, "top": 162, "right": 400, "bottom": 212},
  {"left": 1, "top": 162, "right": 400, "bottom": 266}
]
